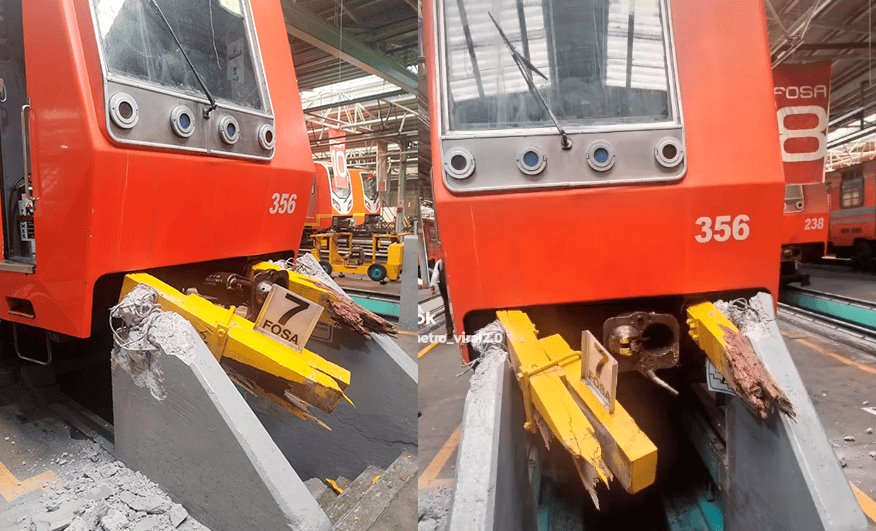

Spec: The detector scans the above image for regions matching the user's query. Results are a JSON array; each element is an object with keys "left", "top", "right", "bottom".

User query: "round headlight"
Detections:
[
  {"left": 444, "top": 148, "right": 475, "bottom": 180},
  {"left": 170, "top": 105, "right": 196, "bottom": 138},
  {"left": 218, "top": 115, "right": 241, "bottom": 145},
  {"left": 655, "top": 137, "right": 684, "bottom": 168},
  {"left": 109, "top": 92, "right": 139, "bottom": 129},
  {"left": 516, "top": 147, "right": 546, "bottom": 176},
  {"left": 586, "top": 140, "right": 615, "bottom": 172},
  {"left": 258, "top": 123, "right": 276, "bottom": 150}
]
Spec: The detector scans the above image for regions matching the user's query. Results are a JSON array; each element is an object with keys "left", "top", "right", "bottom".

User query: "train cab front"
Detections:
[
  {"left": 0, "top": 0, "right": 355, "bottom": 429},
  {"left": 427, "top": 0, "right": 864, "bottom": 527}
]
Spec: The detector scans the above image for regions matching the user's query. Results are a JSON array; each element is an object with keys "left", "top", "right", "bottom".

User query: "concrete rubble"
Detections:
[
  {"left": 417, "top": 485, "right": 450, "bottom": 531},
  {"left": 4, "top": 441, "right": 208, "bottom": 531}
]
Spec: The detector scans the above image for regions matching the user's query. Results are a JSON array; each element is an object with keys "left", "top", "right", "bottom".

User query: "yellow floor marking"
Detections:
[
  {"left": 418, "top": 341, "right": 440, "bottom": 359},
  {"left": 850, "top": 482, "right": 876, "bottom": 524},
  {"left": 418, "top": 426, "right": 460, "bottom": 489},
  {"left": 795, "top": 338, "right": 876, "bottom": 376},
  {"left": 396, "top": 329, "right": 416, "bottom": 336},
  {"left": 0, "top": 461, "right": 60, "bottom": 502}
]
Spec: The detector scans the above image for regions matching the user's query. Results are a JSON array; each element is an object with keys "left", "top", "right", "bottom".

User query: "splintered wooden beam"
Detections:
[{"left": 686, "top": 302, "right": 795, "bottom": 420}]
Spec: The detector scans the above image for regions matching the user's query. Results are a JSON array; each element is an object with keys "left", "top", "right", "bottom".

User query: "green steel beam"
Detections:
[{"left": 282, "top": 2, "right": 418, "bottom": 95}]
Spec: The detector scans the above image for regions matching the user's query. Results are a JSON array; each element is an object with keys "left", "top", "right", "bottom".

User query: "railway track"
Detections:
[{"left": 779, "top": 285, "right": 876, "bottom": 341}]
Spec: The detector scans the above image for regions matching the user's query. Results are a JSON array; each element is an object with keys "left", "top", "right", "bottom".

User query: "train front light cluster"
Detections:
[
  {"left": 218, "top": 115, "right": 241, "bottom": 145},
  {"left": 444, "top": 147, "right": 476, "bottom": 180},
  {"left": 586, "top": 140, "right": 615, "bottom": 172},
  {"left": 109, "top": 92, "right": 139, "bottom": 129},
  {"left": 516, "top": 147, "right": 546, "bottom": 176},
  {"left": 655, "top": 137, "right": 684, "bottom": 169},
  {"left": 258, "top": 124, "right": 276, "bottom": 151},
  {"left": 170, "top": 105, "right": 196, "bottom": 138},
  {"left": 109, "top": 92, "right": 275, "bottom": 153}
]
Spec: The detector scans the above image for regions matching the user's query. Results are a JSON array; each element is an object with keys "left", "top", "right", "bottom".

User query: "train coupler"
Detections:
[
  {"left": 115, "top": 273, "right": 351, "bottom": 428},
  {"left": 497, "top": 310, "right": 657, "bottom": 508}
]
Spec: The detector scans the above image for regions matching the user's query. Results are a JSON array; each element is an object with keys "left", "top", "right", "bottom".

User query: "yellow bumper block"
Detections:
[
  {"left": 497, "top": 310, "right": 657, "bottom": 501},
  {"left": 120, "top": 273, "right": 350, "bottom": 414}
]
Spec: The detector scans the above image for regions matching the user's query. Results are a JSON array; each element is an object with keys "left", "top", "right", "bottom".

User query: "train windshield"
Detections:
[
  {"left": 327, "top": 166, "right": 352, "bottom": 200},
  {"left": 362, "top": 172, "right": 379, "bottom": 202},
  {"left": 442, "top": 0, "right": 673, "bottom": 132},
  {"left": 92, "top": 0, "right": 267, "bottom": 111}
]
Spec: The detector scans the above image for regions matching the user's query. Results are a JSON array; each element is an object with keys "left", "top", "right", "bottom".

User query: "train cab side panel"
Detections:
[
  {"left": 782, "top": 183, "right": 829, "bottom": 261},
  {"left": 4, "top": 0, "right": 313, "bottom": 337},
  {"left": 428, "top": 0, "right": 784, "bottom": 356}
]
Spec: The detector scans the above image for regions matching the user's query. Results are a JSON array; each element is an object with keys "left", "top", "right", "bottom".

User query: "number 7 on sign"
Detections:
[
  {"left": 278, "top": 293, "right": 309, "bottom": 324},
  {"left": 254, "top": 285, "right": 325, "bottom": 351}
]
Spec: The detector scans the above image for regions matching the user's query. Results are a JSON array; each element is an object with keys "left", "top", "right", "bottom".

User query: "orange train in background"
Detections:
[
  {"left": 427, "top": 0, "right": 784, "bottom": 360},
  {"left": 306, "top": 163, "right": 380, "bottom": 229},
  {"left": 827, "top": 162, "right": 876, "bottom": 269},
  {"left": 0, "top": 0, "right": 312, "bottom": 338},
  {"left": 349, "top": 168, "right": 381, "bottom": 225},
  {"left": 305, "top": 162, "right": 334, "bottom": 230}
]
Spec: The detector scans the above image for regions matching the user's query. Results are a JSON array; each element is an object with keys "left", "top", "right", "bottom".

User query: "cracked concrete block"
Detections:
[
  {"left": 448, "top": 324, "right": 536, "bottom": 531},
  {"left": 249, "top": 327, "right": 417, "bottom": 483},
  {"left": 112, "top": 306, "right": 330, "bottom": 531}
]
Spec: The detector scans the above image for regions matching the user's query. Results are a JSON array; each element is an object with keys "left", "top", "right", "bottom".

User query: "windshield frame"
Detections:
[
  {"left": 435, "top": 0, "right": 683, "bottom": 139},
  {"left": 87, "top": 0, "right": 273, "bottom": 120}
]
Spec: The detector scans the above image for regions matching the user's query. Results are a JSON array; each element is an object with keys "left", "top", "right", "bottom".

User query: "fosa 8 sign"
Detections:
[{"left": 773, "top": 61, "right": 832, "bottom": 184}]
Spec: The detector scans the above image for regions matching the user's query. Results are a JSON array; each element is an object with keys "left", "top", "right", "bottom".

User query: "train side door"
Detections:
[{"left": 0, "top": 0, "right": 33, "bottom": 264}]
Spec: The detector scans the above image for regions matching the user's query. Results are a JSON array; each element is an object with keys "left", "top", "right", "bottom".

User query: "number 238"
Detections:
[
  {"left": 695, "top": 215, "right": 750, "bottom": 243},
  {"left": 270, "top": 193, "right": 297, "bottom": 214}
]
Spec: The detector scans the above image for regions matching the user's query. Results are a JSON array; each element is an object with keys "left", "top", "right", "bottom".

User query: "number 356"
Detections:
[
  {"left": 695, "top": 215, "right": 750, "bottom": 243},
  {"left": 270, "top": 193, "right": 297, "bottom": 214}
]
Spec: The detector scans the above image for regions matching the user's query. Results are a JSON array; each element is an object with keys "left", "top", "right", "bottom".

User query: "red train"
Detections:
[
  {"left": 826, "top": 162, "right": 876, "bottom": 269},
  {"left": 427, "top": 0, "right": 784, "bottom": 361},
  {"left": 0, "top": 0, "right": 351, "bottom": 421}
]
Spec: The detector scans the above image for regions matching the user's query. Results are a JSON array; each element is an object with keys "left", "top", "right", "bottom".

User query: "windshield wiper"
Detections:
[
  {"left": 488, "top": 13, "right": 571, "bottom": 150},
  {"left": 147, "top": 0, "right": 218, "bottom": 118}
]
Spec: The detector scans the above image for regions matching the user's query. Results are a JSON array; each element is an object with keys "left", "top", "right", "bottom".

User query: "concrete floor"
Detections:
[{"left": 416, "top": 318, "right": 876, "bottom": 528}]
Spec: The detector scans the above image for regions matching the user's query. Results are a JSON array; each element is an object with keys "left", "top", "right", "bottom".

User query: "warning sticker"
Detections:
[{"left": 706, "top": 359, "right": 735, "bottom": 396}]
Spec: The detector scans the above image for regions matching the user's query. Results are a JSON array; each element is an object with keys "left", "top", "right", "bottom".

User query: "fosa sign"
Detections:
[{"left": 773, "top": 61, "right": 831, "bottom": 184}]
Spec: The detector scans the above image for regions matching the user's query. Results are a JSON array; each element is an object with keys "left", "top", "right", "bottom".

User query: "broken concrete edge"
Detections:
[
  {"left": 448, "top": 321, "right": 537, "bottom": 530},
  {"left": 727, "top": 292, "right": 868, "bottom": 531},
  {"left": 111, "top": 287, "right": 332, "bottom": 531}
]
